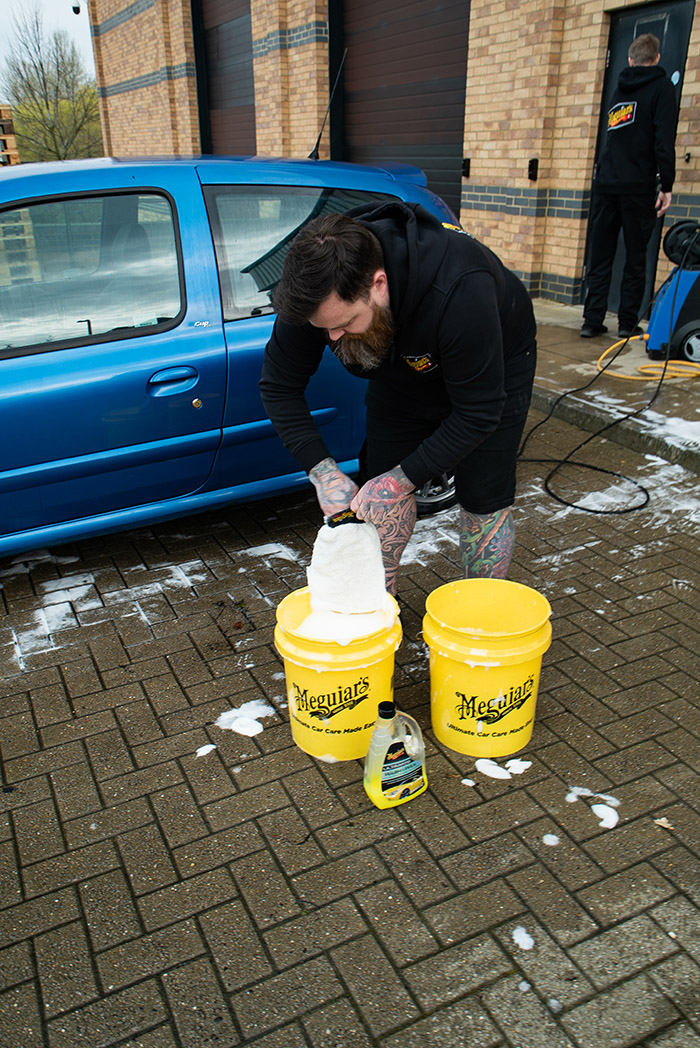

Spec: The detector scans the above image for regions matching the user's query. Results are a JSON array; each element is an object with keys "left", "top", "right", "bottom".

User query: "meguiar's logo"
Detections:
[
  {"left": 402, "top": 353, "right": 438, "bottom": 373},
  {"left": 455, "top": 675, "right": 534, "bottom": 725},
  {"left": 292, "top": 675, "right": 370, "bottom": 720},
  {"left": 608, "top": 101, "right": 636, "bottom": 130}
]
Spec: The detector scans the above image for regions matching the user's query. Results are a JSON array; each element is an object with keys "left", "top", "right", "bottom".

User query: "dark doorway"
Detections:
[
  {"left": 334, "top": 0, "right": 470, "bottom": 215},
  {"left": 584, "top": 0, "right": 695, "bottom": 316},
  {"left": 199, "top": 0, "right": 256, "bottom": 155}
]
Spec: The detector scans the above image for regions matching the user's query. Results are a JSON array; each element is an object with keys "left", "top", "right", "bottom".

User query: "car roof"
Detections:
[{"left": 0, "top": 154, "right": 429, "bottom": 187}]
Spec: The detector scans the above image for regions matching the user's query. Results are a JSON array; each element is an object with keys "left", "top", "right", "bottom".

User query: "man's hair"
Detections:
[
  {"left": 628, "top": 33, "right": 660, "bottom": 65},
  {"left": 272, "top": 213, "right": 384, "bottom": 325}
]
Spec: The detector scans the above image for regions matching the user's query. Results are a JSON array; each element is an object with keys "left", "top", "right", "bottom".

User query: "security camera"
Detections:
[{"left": 72, "top": 3, "right": 81, "bottom": 14}]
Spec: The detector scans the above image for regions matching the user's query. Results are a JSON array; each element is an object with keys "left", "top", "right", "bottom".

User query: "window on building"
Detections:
[
  {"left": 204, "top": 185, "right": 395, "bottom": 321},
  {"left": 0, "top": 192, "right": 182, "bottom": 354}
]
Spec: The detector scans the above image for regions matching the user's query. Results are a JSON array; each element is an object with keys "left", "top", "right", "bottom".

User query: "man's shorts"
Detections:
[{"left": 364, "top": 363, "right": 535, "bottom": 516}]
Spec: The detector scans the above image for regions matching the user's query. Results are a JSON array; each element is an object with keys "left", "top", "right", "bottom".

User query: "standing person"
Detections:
[
  {"left": 581, "top": 33, "right": 677, "bottom": 339},
  {"left": 259, "top": 202, "right": 536, "bottom": 595}
]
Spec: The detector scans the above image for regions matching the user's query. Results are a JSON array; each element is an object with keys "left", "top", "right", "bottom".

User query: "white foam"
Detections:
[
  {"left": 512, "top": 926, "right": 534, "bottom": 950},
  {"left": 215, "top": 700, "right": 275, "bottom": 737},
  {"left": 195, "top": 744, "right": 217, "bottom": 757}
]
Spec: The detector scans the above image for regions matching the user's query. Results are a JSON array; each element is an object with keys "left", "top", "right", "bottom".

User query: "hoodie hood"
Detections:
[
  {"left": 348, "top": 201, "right": 450, "bottom": 327},
  {"left": 617, "top": 65, "right": 668, "bottom": 91}
]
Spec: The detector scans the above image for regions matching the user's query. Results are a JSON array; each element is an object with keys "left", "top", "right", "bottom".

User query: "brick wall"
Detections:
[
  {"left": 90, "top": 0, "right": 200, "bottom": 157},
  {"left": 462, "top": 0, "right": 700, "bottom": 302},
  {"left": 0, "top": 105, "right": 21, "bottom": 166},
  {"left": 251, "top": 0, "right": 330, "bottom": 158}
]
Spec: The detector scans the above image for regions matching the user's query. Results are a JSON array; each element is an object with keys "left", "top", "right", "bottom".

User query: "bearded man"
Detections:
[{"left": 259, "top": 203, "right": 536, "bottom": 594}]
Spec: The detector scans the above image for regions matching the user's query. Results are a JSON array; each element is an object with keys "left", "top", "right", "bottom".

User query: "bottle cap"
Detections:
[{"left": 378, "top": 700, "right": 395, "bottom": 719}]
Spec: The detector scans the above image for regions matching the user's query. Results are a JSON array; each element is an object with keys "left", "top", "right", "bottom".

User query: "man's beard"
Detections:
[{"left": 329, "top": 304, "right": 394, "bottom": 370}]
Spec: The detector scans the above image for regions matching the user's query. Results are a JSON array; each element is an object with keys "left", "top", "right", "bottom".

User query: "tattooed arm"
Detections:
[
  {"left": 309, "top": 457, "right": 359, "bottom": 517},
  {"left": 351, "top": 467, "right": 417, "bottom": 595}
]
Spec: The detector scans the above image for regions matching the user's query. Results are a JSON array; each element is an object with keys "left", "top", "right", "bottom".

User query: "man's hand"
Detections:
[
  {"left": 350, "top": 466, "right": 415, "bottom": 526},
  {"left": 309, "top": 457, "right": 359, "bottom": 517},
  {"left": 656, "top": 191, "right": 672, "bottom": 217}
]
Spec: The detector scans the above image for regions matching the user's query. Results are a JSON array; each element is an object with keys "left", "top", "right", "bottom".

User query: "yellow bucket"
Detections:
[
  {"left": 423, "top": 578, "right": 552, "bottom": 758},
  {"left": 274, "top": 587, "right": 402, "bottom": 761}
]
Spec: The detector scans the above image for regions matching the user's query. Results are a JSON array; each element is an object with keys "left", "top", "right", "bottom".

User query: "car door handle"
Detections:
[{"left": 147, "top": 366, "right": 199, "bottom": 396}]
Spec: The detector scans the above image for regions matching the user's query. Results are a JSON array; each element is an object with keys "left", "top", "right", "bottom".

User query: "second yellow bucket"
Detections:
[
  {"left": 423, "top": 578, "right": 551, "bottom": 758},
  {"left": 275, "top": 587, "right": 402, "bottom": 761}
]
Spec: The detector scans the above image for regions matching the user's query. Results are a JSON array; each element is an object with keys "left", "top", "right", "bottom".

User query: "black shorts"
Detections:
[{"left": 364, "top": 364, "right": 535, "bottom": 516}]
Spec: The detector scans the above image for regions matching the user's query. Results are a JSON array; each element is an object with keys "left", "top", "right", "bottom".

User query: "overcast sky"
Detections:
[{"left": 0, "top": 0, "right": 96, "bottom": 84}]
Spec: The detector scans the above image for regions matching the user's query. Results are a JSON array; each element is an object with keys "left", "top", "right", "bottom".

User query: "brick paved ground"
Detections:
[{"left": 1, "top": 405, "right": 699, "bottom": 1048}]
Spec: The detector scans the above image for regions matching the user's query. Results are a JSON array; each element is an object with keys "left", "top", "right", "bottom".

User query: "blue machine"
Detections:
[{"left": 646, "top": 221, "right": 700, "bottom": 363}]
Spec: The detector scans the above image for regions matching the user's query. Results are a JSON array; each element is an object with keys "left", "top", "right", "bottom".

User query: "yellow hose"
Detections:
[{"left": 596, "top": 334, "right": 700, "bottom": 380}]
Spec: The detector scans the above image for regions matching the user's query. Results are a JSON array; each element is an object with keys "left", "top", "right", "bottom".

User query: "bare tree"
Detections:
[{"left": 0, "top": 6, "right": 103, "bottom": 161}]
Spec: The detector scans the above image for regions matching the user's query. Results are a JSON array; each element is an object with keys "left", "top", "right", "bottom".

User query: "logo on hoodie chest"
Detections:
[
  {"left": 402, "top": 353, "right": 439, "bottom": 373},
  {"left": 608, "top": 101, "right": 636, "bottom": 130}
]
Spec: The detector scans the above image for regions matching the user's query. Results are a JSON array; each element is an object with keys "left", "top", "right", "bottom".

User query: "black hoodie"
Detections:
[
  {"left": 259, "top": 202, "right": 535, "bottom": 487},
  {"left": 596, "top": 65, "right": 676, "bottom": 194}
]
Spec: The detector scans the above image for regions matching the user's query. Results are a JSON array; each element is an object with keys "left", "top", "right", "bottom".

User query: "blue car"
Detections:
[{"left": 0, "top": 157, "right": 457, "bottom": 559}]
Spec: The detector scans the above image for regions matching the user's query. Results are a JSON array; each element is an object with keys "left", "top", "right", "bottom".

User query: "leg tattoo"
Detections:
[
  {"left": 459, "top": 507, "right": 515, "bottom": 579},
  {"left": 374, "top": 494, "right": 417, "bottom": 595}
]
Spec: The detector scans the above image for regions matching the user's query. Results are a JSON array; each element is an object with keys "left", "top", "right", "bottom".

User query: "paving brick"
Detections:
[
  {"left": 116, "top": 824, "right": 177, "bottom": 895},
  {"left": 257, "top": 805, "right": 326, "bottom": 874},
  {"left": 35, "top": 920, "right": 98, "bottom": 1016},
  {"left": 495, "top": 917, "right": 594, "bottom": 1006},
  {"left": 149, "top": 783, "right": 209, "bottom": 847},
  {"left": 97, "top": 919, "right": 205, "bottom": 989},
  {"left": 291, "top": 847, "right": 389, "bottom": 906},
  {"left": 439, "top": 832, "right": 534, "bottom": 894},
  {"left": 583, "top": 816, "right": 674, "bottom": 874},
  {"left": 645, "top": 1025, "right": 700, "bottom": 1048},
  {"left": 454, "top": 789, "right": 546, "bottom": 842},
  {"left": 380, "top": 997, "right": 503, "bottom": 1048},
  {"left": 507, "top": 863, "right": 598, "bottom": 945},
  {"left": 23, "top": 840, "right": 119, "bottom": 898},
  {"left": 264, "top": 897, "right": 368, "bottom": 969},
  {"left": 403, "top": 933, "right": 512, "bottom": 1010},
  {"left": 330, "top": 935, "right": 420, "bottom": 1036},
  {"left": 576, "top": 863, "right": 677, "bottom": 926},
  {"left": 138, "top": 867, "right": 236, "bottom": 930},
  {"left": 12, "top": 797, "right": 65, "bottom": 866},
  {"left": 50, "top": 762, "right": 102, "bottom": 822},
  {"left": 64, "top": 797, "right": 153, "bottom": 850},
  {"left": 161, "top": 956, "right": 239, "bottom": 1046},
  {"left": 425, "top": 879, "right": 524, "bottom": 945},
  {"left": 83, "top": 728, "right": 135, "bottom": 780},
  {"left": 198, "top": 898, "right": 272, "bottom": 991},
  {"left": 230, "top": 956, "right": 343, "bottom": 1039},
  {"left": 45, "top": 981, "right": 166, "bottom": 1048},
  {"left": 99, "top": 763, "right": 184, "bottom": 807},
  {"left": 4, "top": 741, "right": 85, "bottom": 786},
  {"left": 282, "top": 767, "right": 350, "bottom": 827},
  {"left": 0, "top": 982, "right": 44, "bottom": 1048},
  {"left": 478, "top": 974, "right": 574, "bottom": 1048},
  {"left": 79, "top": 869, "right": 142, "bottom": 950},
  {"left": 303, "top": 998, "right": 375, "bottom": 1048},
  {"left": 231, "top": 849, "right": 302, "bottom": 927},
  {"left": 651, "top": 895, "right": 700, "bottom": 961},
  {"left": 560, "top": 974, "right": 679, "bottom": 1048},
  {"left": 0, "top": 941, "right": 33, "bottom": 991},
  {"left": 355, "top": 880, "right": 438, "bottom": 966},
  {"left": 203, "top": 780, "right": 291, "bottom": 831}
]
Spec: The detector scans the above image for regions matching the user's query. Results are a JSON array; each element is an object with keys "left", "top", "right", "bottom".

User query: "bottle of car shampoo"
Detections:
[{"left": 363, "top": 700, "right": 428, "bottom": 809}]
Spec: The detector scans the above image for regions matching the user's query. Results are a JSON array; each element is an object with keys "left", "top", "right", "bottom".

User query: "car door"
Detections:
[{"left": 0, "top": 165, "right": 226, "bottom": 541}]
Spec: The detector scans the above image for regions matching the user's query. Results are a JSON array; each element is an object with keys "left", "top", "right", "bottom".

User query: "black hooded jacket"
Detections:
[
  {"left": 259, "top": 202, "right": 535, "bottom": 488},
  {"left": 596, "top": 65, "right": 676, "bottom": 194}
]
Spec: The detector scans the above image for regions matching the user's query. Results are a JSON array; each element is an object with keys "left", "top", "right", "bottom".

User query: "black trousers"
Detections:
[{"left": 583, "top": 191, "right": 658, "bottom": 329}]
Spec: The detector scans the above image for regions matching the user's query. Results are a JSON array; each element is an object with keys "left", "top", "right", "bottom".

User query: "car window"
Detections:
[
  {"left": 0, "top": 192, "right": 182, "bottom": 355},
  {"left": 204, "top": 185, "right": 395, "bottom": 321}
]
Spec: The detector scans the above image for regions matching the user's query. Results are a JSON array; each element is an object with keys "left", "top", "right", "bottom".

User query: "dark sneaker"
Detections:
[
  {"left": 580, "top": 323, "right": 608, "bottom": 338},
  {"left": 617, "top": 325, "right": 643, "bottom": 338}
]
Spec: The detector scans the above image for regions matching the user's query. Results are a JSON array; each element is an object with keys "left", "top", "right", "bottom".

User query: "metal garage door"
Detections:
[
  {"left": 200, "top": 0, "right": 256, "bottom": 154},
  {"left": 336, "top": 0, "right": 470, "bottom": 214}
]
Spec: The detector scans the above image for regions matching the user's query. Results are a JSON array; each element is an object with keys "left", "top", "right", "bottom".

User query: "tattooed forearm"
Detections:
[
  {"left": 459, "top": 507, "right": 514, "bottom": 578},
  {"left": 350, "top": 466, "right": 415, "bottom": 526},
  {"left": 309, "top": 457, "right": 359, "bottom": 516},
  {"left": 373, "top": 493, "right": 418, "bottom": 596}
]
